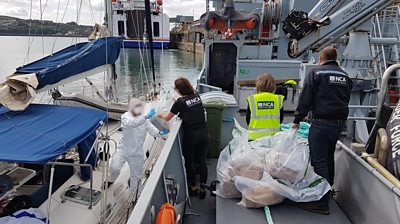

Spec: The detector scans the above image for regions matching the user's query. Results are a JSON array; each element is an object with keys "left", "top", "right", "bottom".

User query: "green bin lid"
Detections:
[{"left": 203, "top": 100, "right": 226, "bottom": 109}]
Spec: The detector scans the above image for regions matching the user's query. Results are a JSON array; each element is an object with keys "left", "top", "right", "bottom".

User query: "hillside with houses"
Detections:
[{"left": 0, "top": 15, "right": 93, "bottom": 37}]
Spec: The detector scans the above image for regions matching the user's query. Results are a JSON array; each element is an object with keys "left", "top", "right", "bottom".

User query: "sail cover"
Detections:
[
  {"left": 0, "top": 104, "right": 107, "bottom": 163},
  {"left": 0, "top": 37, "right": 122, "bottom": 111},
  {"left": 16, "top": 37, "right": 122, "bottom": 90}
]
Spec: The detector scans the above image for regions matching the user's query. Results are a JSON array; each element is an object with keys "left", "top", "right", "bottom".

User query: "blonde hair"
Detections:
[{"left": 256, "top": 73, "right": 276, "bottom": 93}]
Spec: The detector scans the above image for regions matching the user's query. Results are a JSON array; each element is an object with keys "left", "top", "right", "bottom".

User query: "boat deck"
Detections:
[
  {"left": 185, "top": 112, "right": 352, "bottom": 224},
  {"left": 217, "top": 197, "right": 350, "bottom": 224}
]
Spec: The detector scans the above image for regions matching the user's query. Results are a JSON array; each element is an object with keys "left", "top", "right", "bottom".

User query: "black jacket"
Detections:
[{"left": 294, "top": 61, "right": 352, "bottom": 124}]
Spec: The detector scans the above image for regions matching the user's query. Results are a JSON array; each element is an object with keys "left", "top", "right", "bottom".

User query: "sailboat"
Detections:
[{"left": 0, "top": 0, "right": 181, "bottom": 223}]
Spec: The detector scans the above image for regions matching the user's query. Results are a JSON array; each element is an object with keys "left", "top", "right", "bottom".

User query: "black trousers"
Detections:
[
  {"left": 182, "top": 126, "right": 209, "bottom": 187},
  {"left": 308, "top": 119, "right": 344, "bottom": 202}
]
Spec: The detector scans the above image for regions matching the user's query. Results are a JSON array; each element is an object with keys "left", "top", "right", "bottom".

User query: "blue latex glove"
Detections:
[
  {"left": 159, "top": 129, "right": 170, "bottom": 136},
  {"left": 145, "top": 108, "right": 156, "bottom": 119}
]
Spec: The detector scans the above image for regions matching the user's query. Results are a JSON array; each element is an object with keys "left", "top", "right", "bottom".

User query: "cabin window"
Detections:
[
  {"left": 153, "top": 22, "right": 160, "bottom": 37},
  {"left": 118, "top": 21, "right": 125, "bottom": 36}
]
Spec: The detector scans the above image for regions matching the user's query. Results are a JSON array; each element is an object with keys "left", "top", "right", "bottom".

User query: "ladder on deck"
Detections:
[{"left": 371, "top": 4, "right": 400, "bottom": 106}]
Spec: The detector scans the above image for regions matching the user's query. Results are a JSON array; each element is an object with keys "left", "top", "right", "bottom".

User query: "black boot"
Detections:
[
  {"left": 297, "top": 201, "right": 330, "bottom": 215},
  {"left": 198, "top": 187, "right": 207, "bottom": 200},
  {"left": 188, "top": 187, "right": 199, "bottom": 196}
]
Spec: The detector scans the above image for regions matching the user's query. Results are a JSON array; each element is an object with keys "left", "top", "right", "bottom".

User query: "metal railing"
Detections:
[{"left": 45, "top": 162, "right": 94, "bottom": 224}]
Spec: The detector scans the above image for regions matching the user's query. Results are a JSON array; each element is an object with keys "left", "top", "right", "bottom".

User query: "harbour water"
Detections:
[{"left": 0, "top": 36, "right": 203, "bottom": 102}]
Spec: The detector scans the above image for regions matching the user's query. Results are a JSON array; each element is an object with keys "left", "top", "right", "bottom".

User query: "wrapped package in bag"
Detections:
[
  {"left": 272, "top": 165, "right": 331, "bottom": 202},
  {"left": 215, "top": 119, "right": 266, "bottom": 198},
  {"left": 265, "top": 129, "right": 309, "bottom": 184},
  {"left": 263, "top": 129, "right": 331, "bottom": 202},
  {"left": 235, "top": 173, "right": 284, "bottom": 208}
]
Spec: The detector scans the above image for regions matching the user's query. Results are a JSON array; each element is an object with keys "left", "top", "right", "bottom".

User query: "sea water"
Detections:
[{"left": 0, "top": 36, "right": 202, "bottom": 102}]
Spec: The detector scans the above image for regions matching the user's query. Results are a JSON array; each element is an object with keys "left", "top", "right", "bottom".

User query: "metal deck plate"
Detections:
[
  {"left": 270, "top": 199, "right": 351, "bottom": 224},
  {"left": 217, "top": 197, "right": 351, "bottom": 224}
]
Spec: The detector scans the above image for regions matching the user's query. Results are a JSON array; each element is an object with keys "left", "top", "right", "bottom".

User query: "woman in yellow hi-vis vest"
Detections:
[{"left": 246, "top": 73, "right": 284, "bottom": 140}]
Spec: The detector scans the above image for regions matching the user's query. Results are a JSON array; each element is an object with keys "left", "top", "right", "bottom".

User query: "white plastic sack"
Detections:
[
  {"left": 272, "top": 165, "right": 331, "bottom": 202},
  {"left": 265, "top": 129, "right": 309, "bottom": 185},
  {"left": 263, "top": 129, "right": 331, "bottom": 202},
  {"left": 235, "top": 173, "right": 284, "bottom": 208},
  {"left": 248, "top": 129, "right": 301, "bottom": 152},
  {"left": 215, "top": 119, "right": 265, "bottom": 198}
]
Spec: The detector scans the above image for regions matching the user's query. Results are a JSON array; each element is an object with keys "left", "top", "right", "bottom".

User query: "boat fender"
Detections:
[{"left": 156, "top": 203, "right": 176, "bottom": 224}]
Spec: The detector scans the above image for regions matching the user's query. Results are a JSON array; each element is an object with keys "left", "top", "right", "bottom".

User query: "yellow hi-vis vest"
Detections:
[{"left": 247, "top": 92, "right": 284, "bottom": 140}]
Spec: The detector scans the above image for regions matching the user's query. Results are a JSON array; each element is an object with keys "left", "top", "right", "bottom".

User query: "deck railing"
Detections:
[{"left": 127, "top": 119, "right": 187, "bottom": 224}]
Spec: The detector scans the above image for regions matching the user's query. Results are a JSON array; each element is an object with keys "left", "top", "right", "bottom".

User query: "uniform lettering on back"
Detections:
[
  {"left": 258, "top": 101, "right": 274, "bottom": 110},
  {"left": 185, "top": 96, "right": 201, "bottom": 108},
  {"left": 328, "top": 75, "right": 347, "bottom": 86}
]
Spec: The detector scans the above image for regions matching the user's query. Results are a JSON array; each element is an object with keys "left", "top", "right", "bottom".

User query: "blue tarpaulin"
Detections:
[
  {"left": 16, "top": 37, "right": 122, "bottom": 90},
  {"left": 0, "top": 104, "right": 107, "bottom": 163}
]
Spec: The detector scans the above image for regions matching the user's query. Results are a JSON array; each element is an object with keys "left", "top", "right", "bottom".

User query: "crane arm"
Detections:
[{"left": 283, "top": 0, "right": 396, "bottom": 58}]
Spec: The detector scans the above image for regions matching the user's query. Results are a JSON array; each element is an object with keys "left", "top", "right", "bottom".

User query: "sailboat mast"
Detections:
[
  {"left": 104, "top": 0, "right": 118, "bottom": 102},
  {"left": 144, "top": 0, "right": 156, "bottom": 92},
  {"left": 105, "top": 0, "right": 113, "bottom": 35}
]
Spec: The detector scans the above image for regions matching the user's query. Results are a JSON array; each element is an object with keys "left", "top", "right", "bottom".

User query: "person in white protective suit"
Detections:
[{"left": 107, "top": 98, "right": 169, "bottom": 193}]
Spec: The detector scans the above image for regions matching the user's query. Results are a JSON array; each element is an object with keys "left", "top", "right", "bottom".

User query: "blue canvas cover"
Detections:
[
  {"left": 0, "top": 104, "right": 107, "bottom": 163},
  {"left": 16, "top": 37, "right": 122, "bottom": 90}
]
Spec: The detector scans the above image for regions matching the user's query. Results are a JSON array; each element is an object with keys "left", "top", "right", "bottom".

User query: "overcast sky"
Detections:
[{"left": 0, "top": 0, "right": 207, "bottom": 25}]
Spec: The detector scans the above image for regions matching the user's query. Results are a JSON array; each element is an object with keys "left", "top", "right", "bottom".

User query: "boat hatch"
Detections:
[
  {"left": 209, "top": 43, "right": 237, "bottom": 93},
  {"left": 62, "top": 185, "right": 102, "bottom": 206}
]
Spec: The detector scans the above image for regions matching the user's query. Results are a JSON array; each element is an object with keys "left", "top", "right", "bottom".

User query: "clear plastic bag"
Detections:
[
  {"left": 271, "top": 165, "right": 331, "bottom": 202},
  {"left": 248, "top": 130, "right": 294, "bottom": 152},
  {"left": 265, "top": 129, "right": 309, "bottom": 184},
  {"left": 155, "top": 89, "right": 174, "bottom": 115},
  {"left": 215, "top": 123, "right": 330, "bottom": 203},
  {"left": 263, "top": 129, "right": 330, "bottom": 202},
  {"left": 215, "top": 119, "right": 265, "bottom": 198},
  {"left": 235, "top": 173, "right": 284, "bottom": 208}
]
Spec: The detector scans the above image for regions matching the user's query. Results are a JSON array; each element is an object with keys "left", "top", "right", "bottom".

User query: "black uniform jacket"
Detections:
[{"left": 294, "top": 61, "right": 353, "bottom": 124}]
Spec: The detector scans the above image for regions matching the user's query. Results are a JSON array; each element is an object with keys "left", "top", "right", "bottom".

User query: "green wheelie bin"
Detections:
[{"left": 203, "top": 101, "right": 227, "bottom": 158}]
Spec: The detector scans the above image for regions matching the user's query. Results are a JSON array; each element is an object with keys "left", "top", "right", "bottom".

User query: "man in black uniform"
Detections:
[{"left": 292, "top": 47, "right": 352, "bottom": 215}]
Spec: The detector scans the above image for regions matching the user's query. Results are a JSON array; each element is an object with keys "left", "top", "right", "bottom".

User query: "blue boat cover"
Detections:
[
  {"left": 16, "top": 37, "right": 122, "bottom": 90},
  {"left": 0, "top": 104, "right": 107, "bottom": 163}
]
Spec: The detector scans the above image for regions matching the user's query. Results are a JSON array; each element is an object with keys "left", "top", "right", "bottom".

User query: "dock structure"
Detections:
[{"left": 169, "top": 15, "right": 204, "bottom": 54}]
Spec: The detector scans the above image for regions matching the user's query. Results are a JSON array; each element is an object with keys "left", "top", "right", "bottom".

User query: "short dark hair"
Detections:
[
  {"left": 320, "top": 47, "right": 338, "bottom": 62},
  {"left": 174, "top": 77, "right": 196, "bottom": 96}
]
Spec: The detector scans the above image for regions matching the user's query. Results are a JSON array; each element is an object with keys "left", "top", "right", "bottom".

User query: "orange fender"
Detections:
[{"left": 156, "top": 203, "right": 176, "bottom": 224}]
